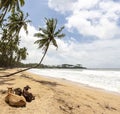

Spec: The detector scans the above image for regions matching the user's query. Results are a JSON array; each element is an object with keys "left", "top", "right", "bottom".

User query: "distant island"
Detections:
[{"left": 18, "top": 63, "right": 87, "bottom": 69}]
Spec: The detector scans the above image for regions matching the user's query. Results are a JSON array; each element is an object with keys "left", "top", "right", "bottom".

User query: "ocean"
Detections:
[{"left": 28, "top": 68, "right": 120, "bottom": 94}]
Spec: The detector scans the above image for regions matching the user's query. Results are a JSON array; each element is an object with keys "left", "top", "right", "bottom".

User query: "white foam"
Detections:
[{"left": 28, "top": 69, "right": 120, "bottom": 93}]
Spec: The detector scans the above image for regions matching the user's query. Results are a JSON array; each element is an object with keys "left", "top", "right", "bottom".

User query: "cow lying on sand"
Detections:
[
  {"left": 23, "top": 85, "right": 35, "bottom": 102},
  {"left": 14, "top": 85, "right": 35, "bottom": 102},
  {"left": 5, "top": 87, "right": 26, "bottom": 107}
]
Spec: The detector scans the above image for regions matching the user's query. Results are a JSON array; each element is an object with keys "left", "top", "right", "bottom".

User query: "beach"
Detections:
[{"left": 0, "top": 68, "right": 120, "bottom": 114}]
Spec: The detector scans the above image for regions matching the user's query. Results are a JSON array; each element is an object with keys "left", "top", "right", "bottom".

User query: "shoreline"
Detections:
[
  {"left": 28, "top": 69, "right": 120, "bottom": 96},
  {"left": 31, "top": 72, "right": 120, "bottom": 96},
  {"left": 0, "top": 68, "right": 120, "bottom": 114}
]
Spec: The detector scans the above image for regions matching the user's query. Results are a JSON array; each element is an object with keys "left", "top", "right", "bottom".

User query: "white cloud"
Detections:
[
  {"left": 48, "top": 0, "right": 120, "bottom": 39},
  {"left": 0, "top": 0, "right": 120, "bottom": 68},
  {"left": 44, "top": 38, "right": 120, "bottom": 68},
  {"left": 20, "top": 0, "right": 120, "bottom": 68},
  {"left": 66, "top": 11, "right": 120, "bottom": 39},
  {"left": 20, "top": 24, "right": 43, "bottom": 63},
  {"left": 20, "top": 24, "right": 120, "bottom": 68},
  {"left": 48, "top": 0, "right": 75, "bottom": 13},
  {"left": 46, "top": 0, "right": 120, "bottom": 68},
  {"left": 73, "top": 0, "right": 100, "bottom": 10}
]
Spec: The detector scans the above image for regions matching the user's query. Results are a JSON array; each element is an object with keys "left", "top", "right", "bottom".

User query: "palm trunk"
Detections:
[
  {"left": 9, "top": 52, "right": 13, "bottom": 67},
  {"left": 0, "top": 7, "right": 8, "bottom": 24},
  {"left": 1, "top": 46, "right": 49, "bottom": 77}
]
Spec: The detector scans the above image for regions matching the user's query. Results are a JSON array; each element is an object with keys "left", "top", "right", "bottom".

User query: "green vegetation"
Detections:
[
  {"left": 0, "top": 0, "right": 65, "bottom": 77},
  {"left": 16, "top": 63, "right": 86, "bottom": 69},
  {"left": 0, "top": 1, "right": 86, "bottom": 77},
  {"left": 0, "top": 11, "right": 30, "bottom": 68},
  {"left": 0, "top": 0, "right": 29, "bottom": 68},
  {"left": 34, "top": 18, "right": 65, "bottom": 66},
  {"left": 0, "top": 0, "right": 25, "bottom": 24}
]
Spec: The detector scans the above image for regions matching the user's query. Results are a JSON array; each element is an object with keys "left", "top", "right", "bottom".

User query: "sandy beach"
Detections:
[{"left": 0, "top": 68, "right": 120, "bottom": 114}]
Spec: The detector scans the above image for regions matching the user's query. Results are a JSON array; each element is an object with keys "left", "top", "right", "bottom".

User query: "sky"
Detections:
[{"left": 19, "top": 0, "right": 120, "bottom": 68}]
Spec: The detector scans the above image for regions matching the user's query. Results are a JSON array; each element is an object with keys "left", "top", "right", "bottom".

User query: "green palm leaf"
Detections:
[
  {"left": 34, "top": 18, "right": 65, "bottom": 52},
  {"left": 56, "top": 33, "right": 65, "bottom": 38},
  {"left": 52, "top": 39, "right": 58, "bottom": 48},
  {"left": 34, "top": 18, "right": 65, "bottom": 66},
  {"left": 54, "top": 26, "right": 65, "bottom": 36}
]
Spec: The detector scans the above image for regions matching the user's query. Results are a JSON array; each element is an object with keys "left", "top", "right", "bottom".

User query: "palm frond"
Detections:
[
  {"left": 34, "top": 38, "right": 49, "bottom": 49},
  {"left": 52, "top": 39, "right": 58, "bottom": 48},
  {"left": 40, "top": 28, "right": 48, "bottom": 35},
  {"left": 34, "top": 33, "right": 47, "bottom": 39},
  {"left": 34, "top": 18, "right": 65, "bottom": 54},
  {"left": 23, "top": 24, "right": 28, "bottom": 34},
  {"left": 53, "top": 18, "right": 57, "bottom": 33},
  {"left": 56, "top": 33, "right": 65, "bottom": 38},
  {"left": 20, "top": 0, "right": 25, "bottom": 6},
  {"left": 54, "top": 26, "right": 64, "bottom": 36}
]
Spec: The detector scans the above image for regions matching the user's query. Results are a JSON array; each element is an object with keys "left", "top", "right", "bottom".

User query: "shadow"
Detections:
[
  {"left": 0, "top": 68, "right": 7, "bottom": 71},
  {"left": 0, "top": 77, "right": 15, "bottom": 85},
  {"left": 0, "top": 89, "right": 7, "bottom": 94},
  {"left": 0, "top": 71, "right": 12, "bottom": 76},
  {"left": 21, "top": 74, "right": 62, "bottom": 87}
]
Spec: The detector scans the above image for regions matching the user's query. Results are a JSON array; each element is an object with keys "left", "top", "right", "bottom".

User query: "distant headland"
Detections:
[{"left": 18, "top": 63, "right": 87, "bottom": 69}]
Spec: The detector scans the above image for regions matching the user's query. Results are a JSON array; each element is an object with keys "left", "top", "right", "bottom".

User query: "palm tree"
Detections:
[
  {"left": 0, "top": 28, "right": 10, "bottom": 67},
  {"left": 0, "top": 10, "right": 30, "bottom": 68},
  {"left": 0, "top": 0, "right": 25, "bottom": 24},
  {"left": 1, "top": 18, "right": 65, "bottom": 77},
  {"left": 34, "top": 18, "right": 65, "bottom": 65},
  {"left": 6, "top": 11, "right": 30, "bottom": 37},
  {"left": 5, "top": 11, "right": 30, "bottom": 67},
  {"left": 17, "top": 47, "right": 28, "bottom": 62}
]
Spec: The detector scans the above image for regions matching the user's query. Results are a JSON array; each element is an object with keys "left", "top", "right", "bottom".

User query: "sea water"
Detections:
[{"left": 28, "top": 68, "right": 120, "bottom": 93}]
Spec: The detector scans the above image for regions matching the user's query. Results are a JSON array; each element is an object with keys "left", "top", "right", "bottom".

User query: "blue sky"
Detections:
[
  {"left": 20, "top": 0, "right": 120, "bottom": 68},
  {"left": 22, "top": 0, "right": 66, "bottom": 27}
]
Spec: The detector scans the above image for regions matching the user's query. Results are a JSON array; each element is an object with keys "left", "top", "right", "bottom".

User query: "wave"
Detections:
[{"left": 28, "top": 68, "right": 120, "bottom": 93}]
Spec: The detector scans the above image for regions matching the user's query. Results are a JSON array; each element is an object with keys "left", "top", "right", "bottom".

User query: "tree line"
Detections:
[
  {"left": 0, "top": 0, "right": 65, "bottom": 77},
  {"left": 12, "top": 63, "right": 86, "bottom": 69},
  {"left": 0, "top": 11, "right": 29, "bottom": 67}
]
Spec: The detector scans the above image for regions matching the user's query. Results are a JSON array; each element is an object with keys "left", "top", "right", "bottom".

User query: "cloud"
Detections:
[
  {"left": 48, "top": 0, "right": 120, "bottom": 39},
  {"left": 46, "top": 0, "right": 120, "bottom": 68},
  {"left": 1, "top": 0, "right": 120, "bottom": 68},
  {"left": 44, "top": 38, "right": 120, "bottom": 68},
  {"left": 20, "top": 0, "right": 120, "bottom": 68},
  {"left": 48, "top": 0, "right": 75, "bottom": 14},
  {"left": 20, "top": 24, "right": 43, "bottom": 63},
  {"left": 19, "top": 24, "right": 120, "bottom": 68}
]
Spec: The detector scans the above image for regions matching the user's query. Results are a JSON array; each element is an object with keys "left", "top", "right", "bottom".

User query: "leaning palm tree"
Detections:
[
  {"left": 1, "top": 18, "right": 65, "bottom": 77},
  {"left": 34, "top": 18, "right": 65, "bottom": 65}
]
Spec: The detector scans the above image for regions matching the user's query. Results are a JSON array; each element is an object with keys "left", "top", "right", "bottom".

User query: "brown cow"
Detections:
[
  {"left": 23, "top": 85, "right": 35, "bottom": 102},
  {"left": 5, "top": 87, "right": 26, "bottom": 107}
]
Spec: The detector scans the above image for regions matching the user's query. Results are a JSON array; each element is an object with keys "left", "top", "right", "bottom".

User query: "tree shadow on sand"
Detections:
[
  {"left": 20, "top": 74, "right": 63, "bottom": 87},
  {"left": 0, "top": 77, "right": 15, "bottom": 86},
  {"left": 0, "top": 70, "right": 15, "bottom": 86},
  {"left": 0, "top": 76, "right": 15, "bottom": 94}
]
